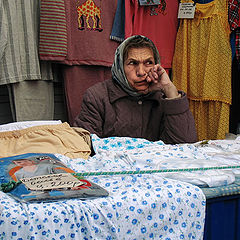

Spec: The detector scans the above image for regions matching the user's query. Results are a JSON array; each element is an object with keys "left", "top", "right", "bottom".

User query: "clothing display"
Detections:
[
  {"left": 39, "top": 0, "right": 120, "bottom": 123},
  {"left": 0, "top": 0, "right": 238, "bottom": 143},
  {"left": 74, "top": 78, "right": 197, "bottom": 144},
  {"left": 124, "top": 0, "right": 179, "bottom": 69},
  {"left": 39, "top": 0, "right": 119, "bottom": 67},
  {"left": 0, "top": 0, "right": 54, "bottom": 122},
  {"left": 0, "top": 0, "right": 53, "bottom": 85},
  {"left": 172, "top": 0, "right": 232, "bottom": 140},
  {"left": 1, "top": 2, "right": 240, "bottom": 238}
]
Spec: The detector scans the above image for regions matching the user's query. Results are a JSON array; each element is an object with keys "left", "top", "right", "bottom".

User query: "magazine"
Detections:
[{"left": 0, "top": 153, "right": 108, "bottom": 202}]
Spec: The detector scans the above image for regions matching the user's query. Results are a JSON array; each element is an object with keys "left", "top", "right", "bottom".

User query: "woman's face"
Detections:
[{"left": 123, "top": 47, "right": 155, "bottom": 94}]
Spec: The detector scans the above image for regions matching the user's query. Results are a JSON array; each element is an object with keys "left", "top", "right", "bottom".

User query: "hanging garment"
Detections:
[
  {"left": 62, "top": 65, "right": 112, "bottom": 125},
  {"left": 230, "top": 31, "right": 236, "bottom": 60},
  {"left": 0, "top": 0, "right": 7, "bottom": 62},
  {"left": 228, "top": 0, "right": 240, "bottom": 63},
  {"left": 0, "top": 0, "right": 53, "bottom": 85},
  {"left": 110, "top": 0, "right": 125, "bottom": 42},
  {"left": 0, "top": 0, "right": 54, "bottom": 121},
  {"left": 39, "top": 0, "right": 119, "bottom": 67},
  {"left": 8, "top": 80, "right": 54, "bottom": 122},
  {"left": 39, "top": 0, "right": 68, "bottom": 61},
  {"left": 172, "top": 0, "right": 232, "bottom": 140},
  {"left": 124, "top": 0, "right": 179, "bottom": 68}
]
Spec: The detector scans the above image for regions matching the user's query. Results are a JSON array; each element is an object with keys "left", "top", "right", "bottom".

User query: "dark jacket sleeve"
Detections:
[
  {"left": 159, "top": 92, "right": 198, "bottom": 144},
  {"left": 73, "top": 88, "right": 104, "bottom": 137}
]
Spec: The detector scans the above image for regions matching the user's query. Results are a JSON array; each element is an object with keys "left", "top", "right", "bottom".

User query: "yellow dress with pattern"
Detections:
[{"left": 172, "top": 0, "right": 232, "bottom": 141}]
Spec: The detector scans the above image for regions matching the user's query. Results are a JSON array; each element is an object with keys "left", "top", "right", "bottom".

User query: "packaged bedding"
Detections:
[{"left": 0, "top": 153, "right": 108, "bottom": 202}]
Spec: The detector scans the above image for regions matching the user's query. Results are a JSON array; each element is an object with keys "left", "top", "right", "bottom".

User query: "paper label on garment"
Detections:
[
  {"left": 21, "top": 173, "right": 84, "bottom": 191},
  {"left": 178, "top": 3, "right": 196, "bottom": 19}
]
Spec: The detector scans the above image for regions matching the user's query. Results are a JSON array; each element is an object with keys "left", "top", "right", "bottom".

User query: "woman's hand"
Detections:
[{"left": 146, "top": 64, "right": 179, "bottom": 98}]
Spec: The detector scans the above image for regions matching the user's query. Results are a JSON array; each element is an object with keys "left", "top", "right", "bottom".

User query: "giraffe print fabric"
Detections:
[{"left": 77, "top": 0, "right": 102, "bottom": 31}]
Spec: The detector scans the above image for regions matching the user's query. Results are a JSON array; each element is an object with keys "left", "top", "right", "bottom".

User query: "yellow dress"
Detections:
[{"left": 172, "top": 0, "right": 232, "bottom": 140}]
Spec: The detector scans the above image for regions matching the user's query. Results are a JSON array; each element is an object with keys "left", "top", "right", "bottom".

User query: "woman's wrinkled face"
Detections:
[{"left": 123, "top": 47, "right": 155, "bottom": 94}]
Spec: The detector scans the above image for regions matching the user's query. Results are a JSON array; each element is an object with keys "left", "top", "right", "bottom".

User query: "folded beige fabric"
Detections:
[{"left": 0, "top": 122, "right": 91, "bottom": 159}]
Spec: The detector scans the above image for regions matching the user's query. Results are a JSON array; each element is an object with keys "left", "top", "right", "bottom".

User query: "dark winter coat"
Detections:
[{"left": 74, "top": 79, "right": 197, "bottom": 144}]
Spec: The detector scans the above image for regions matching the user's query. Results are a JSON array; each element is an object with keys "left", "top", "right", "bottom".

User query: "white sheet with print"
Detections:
[{"left": 0, "top": 134, "right": 207, "bottom": 240}]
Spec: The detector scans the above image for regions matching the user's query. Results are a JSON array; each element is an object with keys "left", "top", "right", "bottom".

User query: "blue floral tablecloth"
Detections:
[{"left": 0, "top": 135, "right": 208, "bottom": 240}]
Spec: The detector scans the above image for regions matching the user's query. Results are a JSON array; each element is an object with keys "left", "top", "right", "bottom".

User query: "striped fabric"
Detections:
[
  {"left": 39, "top": 0, "right": 67, "bottom": 60},
  {"left": 0, "top": 0, "right": 52, "bottom": 85},
  {"left": 0, "top": 1, "right": 8, "bottom": 61}
]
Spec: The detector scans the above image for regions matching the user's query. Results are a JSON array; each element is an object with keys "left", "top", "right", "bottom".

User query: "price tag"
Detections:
[
  {"left": 21, "top": 173, "right": 84, "bottom": 191},
  {"left": 178, "top": 2, "right": 196, "bottom": 19}
]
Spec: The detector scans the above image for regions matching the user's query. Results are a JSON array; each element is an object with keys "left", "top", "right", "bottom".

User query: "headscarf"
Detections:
[{"left": 111, "top": 35, "right": 160, "bottom": 97}]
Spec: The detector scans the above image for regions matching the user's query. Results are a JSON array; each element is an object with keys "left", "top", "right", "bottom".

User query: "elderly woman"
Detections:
[{"left": 73, "top": 35, "right": 197, "bottom": 144}]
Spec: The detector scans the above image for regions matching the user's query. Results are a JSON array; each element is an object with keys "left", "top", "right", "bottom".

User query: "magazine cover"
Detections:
[{"left": 0, "top": 153, "right": 108, "bottom": 202}]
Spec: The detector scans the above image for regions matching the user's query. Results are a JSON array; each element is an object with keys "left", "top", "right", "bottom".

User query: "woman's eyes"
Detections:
[
  {"left": 146, "top": 61, "right": 154, "bottom": 65},
  {"left": 129, "top": 60, "right": 138, "bottom": 65},
  {"left": 128, "top": 60, "right": 154, "bottom": 65}
]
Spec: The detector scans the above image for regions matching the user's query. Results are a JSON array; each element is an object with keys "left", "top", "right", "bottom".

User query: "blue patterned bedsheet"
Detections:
[
  {"left": 0, "top": 174, "right": 205, "bottom": 240},
  {"left": 0, "top": 135, "right": 207, "bottom": 240}
]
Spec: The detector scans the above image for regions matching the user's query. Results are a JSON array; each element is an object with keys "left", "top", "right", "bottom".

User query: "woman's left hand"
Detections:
[{"left": 146, "top": 64, "right": 179, "bottom": 98}]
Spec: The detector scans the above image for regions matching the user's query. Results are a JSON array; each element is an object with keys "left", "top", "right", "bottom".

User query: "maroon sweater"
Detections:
[{"left": 74, "top": 79, "right": 197, "bottom": 144}]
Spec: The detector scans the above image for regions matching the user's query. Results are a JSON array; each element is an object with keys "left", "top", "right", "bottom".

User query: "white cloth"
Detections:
[
  {"left": 89, "top": 135, "right": 240, "bottom": 187},
  {"left": 0, "top": 120, "right": 62, "bottom": 132}
]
